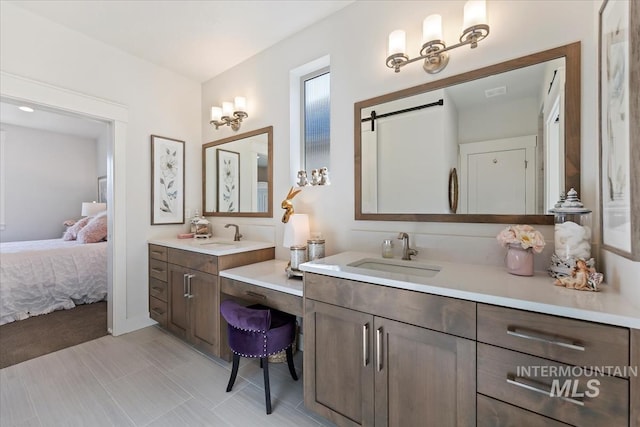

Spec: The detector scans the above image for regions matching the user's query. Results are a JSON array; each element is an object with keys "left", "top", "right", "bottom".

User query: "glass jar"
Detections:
[
  {"left": 195, "top": 217, "right": 212, "bottom": 238},
  {"left": 549, "top": 188, "right": 592, "bottom": 277},
  {"left": 307, "top": 239, "right": 326, "bottom": 260},
  {"left": 190, "top": 209, "right": 200, "bottom": 234},
  {"left": 382, "top": 239, "right": 394, "bottom": 258}
]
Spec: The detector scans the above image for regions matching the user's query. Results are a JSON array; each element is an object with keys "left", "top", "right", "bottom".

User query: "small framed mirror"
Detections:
[{"left": 203, "top": 126, "right": 273, "bottom": 217}]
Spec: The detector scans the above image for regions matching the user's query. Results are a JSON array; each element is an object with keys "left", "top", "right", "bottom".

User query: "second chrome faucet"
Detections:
[{"left": 397, "top": 232, "right": 418, "bottom": 260}]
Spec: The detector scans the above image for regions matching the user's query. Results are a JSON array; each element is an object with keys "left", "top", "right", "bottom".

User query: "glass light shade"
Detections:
[
  {"left": 221, "top": 101, "right": 234, "bottom": 118},
  {"left": 463, "top": 0, "right": 487, "bottom": 30},
  {"left": 81, "top": 201, "right": 106, "bottom": 216},
  {"left": 388, "top": 30, "right": 406, "bottom": 56},
  {"left": 234, "top": 96, "right": 246, "bottom": 112},
  {"left": 210, "top": 106, "right": 222, "bottom": 122},
  {"left": 283, "top": 214, "right": 310, "bottom": 248},
  {"left": 422, "top": 14, "right": 443, "bottom": 43}
]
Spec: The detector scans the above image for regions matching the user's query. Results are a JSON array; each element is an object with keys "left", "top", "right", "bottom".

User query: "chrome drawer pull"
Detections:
[
  {"left": 151, "top": 250, "right": 164, "bottom": 255},
  {"left": 376, "top": 327, "right": 383, "bottom": 372},
  {"left": 151, "top": 267, "right": 165, "bottom": 273},
  {"left": 187, "top": 274, "right": 195, "bottom": 298},
  {"left": 245, "top": 291, "right": 267, "bottom": 300},
  {"left": 151, "top": 286, "right": 163, "bottom": 292},
  {"left": 183, "top": 274, "right": 189, "bottom": 297},
  {"left": 506, "top": 374, "right": 585, "bottom": 406},
  {"left": 362, "top": 323, "right": 369, "bottom": 367},
  {"left": 507, "top": 327, "right": 585, "bottom": 352}
]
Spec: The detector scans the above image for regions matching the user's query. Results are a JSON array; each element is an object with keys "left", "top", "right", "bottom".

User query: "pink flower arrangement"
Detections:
[{"left": 497, "top": 224, "right": 546, "bottom": 253}]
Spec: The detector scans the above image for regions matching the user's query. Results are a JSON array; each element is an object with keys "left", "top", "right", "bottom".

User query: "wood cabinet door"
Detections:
[
  {"left": 167, "top": 264, "right": 189, "bottom": 338},
  {"left": 188, "top": 269, "right": 217, "bottom": 355},
  {"left": 304, "top": 300, "right": 375, "bottom": 427},
  {"left": 374, "top": 317, "right": 476, "bottom": 427}
]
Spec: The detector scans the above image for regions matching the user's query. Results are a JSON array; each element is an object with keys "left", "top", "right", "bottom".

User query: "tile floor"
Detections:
[{"left": 0, "top": 326, "right": 336, "bottom": 427}]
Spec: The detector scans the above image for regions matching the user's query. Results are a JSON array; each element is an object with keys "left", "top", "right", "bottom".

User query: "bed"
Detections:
[{"left": 0, "top": 239, "right": 107, "bottom": 325}]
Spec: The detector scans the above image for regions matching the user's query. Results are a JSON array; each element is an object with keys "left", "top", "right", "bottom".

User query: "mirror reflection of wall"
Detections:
[
  {"left": 203, "top": 126, "right": 272, "bottom": 217},
  {"left": 359, "top": 56, "right": 566, "bottom": 216}
]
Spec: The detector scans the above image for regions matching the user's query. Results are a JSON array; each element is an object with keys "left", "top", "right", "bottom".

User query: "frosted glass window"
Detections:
[{"left": 302, "top": 70, "right": 330, "bottom": 171}]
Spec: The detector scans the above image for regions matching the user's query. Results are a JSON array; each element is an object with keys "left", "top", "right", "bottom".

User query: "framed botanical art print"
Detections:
[
  {"left": 217, "top": 149, "right": 240, "bottom": 212},
  {"left": 599, "top": 0, "right": 640, "bottom": 260},
  {"left": 151, "top": 135, "right": 185, "bottom": 225}
]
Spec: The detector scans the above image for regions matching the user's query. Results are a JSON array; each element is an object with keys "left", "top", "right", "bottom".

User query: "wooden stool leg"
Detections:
[
  {"left": 286, "top": 346, "right": 298, "bottom": 381},
  {"left": 226, "top": 354, "right": 240, "bottom": 392},
  {"left": 261, "top": 357, "right": 272, "bottom": 414}
]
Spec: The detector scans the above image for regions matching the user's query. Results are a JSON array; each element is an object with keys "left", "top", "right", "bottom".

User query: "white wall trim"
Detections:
[
  {"left": 0, "top": 71, "right": 131, "bottom": 335},
  {"left": 0, "top": 130, "right": 5, "bottom": 231}
]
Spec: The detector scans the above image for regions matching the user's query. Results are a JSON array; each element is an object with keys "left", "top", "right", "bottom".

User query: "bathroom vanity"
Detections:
[
  {"left": 147, "top": 238, "right": 274, "bottom": 358},
  {"left": 300, "top": 252, "right": 640, "bottom": 427}
]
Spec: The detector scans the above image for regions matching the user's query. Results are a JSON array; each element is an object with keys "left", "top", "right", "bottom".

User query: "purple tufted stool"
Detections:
[{"left": 220, "top": 300, "right": 298, "bottom": 414}]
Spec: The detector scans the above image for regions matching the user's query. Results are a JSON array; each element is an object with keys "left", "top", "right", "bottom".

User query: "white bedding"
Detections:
[{"left": 0, "top": 239, "right": 107, "bottom": 325}]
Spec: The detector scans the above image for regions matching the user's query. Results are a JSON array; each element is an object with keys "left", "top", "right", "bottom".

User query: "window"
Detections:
[{"left": 301, "top": 69, "right": 330, "bottom": 172}]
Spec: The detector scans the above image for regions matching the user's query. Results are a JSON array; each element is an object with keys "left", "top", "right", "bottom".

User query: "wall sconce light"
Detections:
[
  {"left": 386, "top": 0, "right": 490, "bottom": 74},
  {"left": 209, "top": 96, "right": 248, "bottom": 131}
]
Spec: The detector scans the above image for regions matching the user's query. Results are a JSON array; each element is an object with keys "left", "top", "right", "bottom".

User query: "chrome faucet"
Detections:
[
  {"left": 398, "top": 232, "right": 418, "bottom": 260},
  {"left": 224, "top": 224, "right": 243, "bottom": 241}
]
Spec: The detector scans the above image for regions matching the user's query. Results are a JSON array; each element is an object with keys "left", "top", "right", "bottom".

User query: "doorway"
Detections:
[{"left": 1, "top": 71, "right": 129, "bottom": 335}]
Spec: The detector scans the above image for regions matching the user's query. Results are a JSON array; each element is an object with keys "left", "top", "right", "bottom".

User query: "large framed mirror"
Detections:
[
  {"left": 203, "top": 126, "right": 273, "bottom": 217},
  {"left": 355, "top": 42, "right": 580, "bottom": 224}
]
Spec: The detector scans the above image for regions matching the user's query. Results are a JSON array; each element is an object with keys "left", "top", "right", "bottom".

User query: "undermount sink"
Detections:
[
  {"left": 348, "top": 258, "right": 441, "bottom": 278},
  {"left": 196, "top": 239, "right": 236, "bottom": 247}
]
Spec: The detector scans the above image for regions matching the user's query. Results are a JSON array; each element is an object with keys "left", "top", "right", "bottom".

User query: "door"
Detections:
[
  {"left": 459, "top": 135, "right": 536, "bottom": 214},
  {"left": 168, "top": 264, "right": 189, "bottom": 338},
  {"left": 374, "top": 317, "right": 476, "bottom": 427},
  {"left": 304, "top": 300, "right": 375, "bottom": 427},
  {"left": 189, "top": 269, "right": 218, "bottom": 354}
]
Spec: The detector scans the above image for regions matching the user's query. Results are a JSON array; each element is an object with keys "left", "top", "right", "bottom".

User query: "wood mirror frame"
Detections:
[
  {"left": 202, "top": 126, "right": 273, "bottom": 217},
  {"left": 355, "top": 42, "right": 580, "bottom": 224}
]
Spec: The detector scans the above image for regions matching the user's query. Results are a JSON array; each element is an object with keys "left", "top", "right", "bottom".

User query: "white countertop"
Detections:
[
  {"left": 219, "top": 259, "right": 303, "bottom": 297},
  {"left": 299, "top": 251, "right": 640, "bottom": 329},
  {"left": 148, "top": 237, "right": 275, "bottom": 257}
]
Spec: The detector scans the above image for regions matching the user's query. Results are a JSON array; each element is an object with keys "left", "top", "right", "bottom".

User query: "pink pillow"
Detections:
[
  {"left": 63, "top": 216, "right": 92, "bottom": 241},
  {"left": 77, "top": 214, "right": 108, "bottom": 243}
]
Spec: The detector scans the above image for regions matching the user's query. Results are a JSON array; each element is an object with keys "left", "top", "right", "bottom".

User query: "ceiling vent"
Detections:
[{"left": 485, "top": 86, "right": 507, "bottom": 98}]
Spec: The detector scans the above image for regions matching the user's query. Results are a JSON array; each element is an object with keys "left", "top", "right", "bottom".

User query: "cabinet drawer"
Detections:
[
  {"left": 149, "top": 259, "right": 168, "bottom": 282},
  {"left": 149, "top": 244, "right": 168, "bottom": 262},
  {"left": 477, "top": 394, "right": 570, "bottom": 427},
  {"left": 149, "top": 277, "right": 168, "bottom": 302},
  {"left": 477, "top": 343, "right": 629, "bottom": 426},
  {"left": 168, "top": 248, "right": 218, "bottom": 275},
  {"left": 220, "top": 277, "right": 303, "bottom": 317},
  {"left": 477, "top": 304, "right": 629, "bottom": 369},
  {"left": 149, "top": 296, "right": 167, "bottom": 327},
  {"left": 305, "top": 272, "right": 476, "bottom": 339}
]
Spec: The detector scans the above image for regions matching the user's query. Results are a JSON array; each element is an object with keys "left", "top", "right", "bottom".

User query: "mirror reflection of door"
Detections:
[
  {"left": 460, "top": 136, "right": 536, "bottom": 214},
  {"left": 543, "top": 66, "right": 566, "bottom": 213}
]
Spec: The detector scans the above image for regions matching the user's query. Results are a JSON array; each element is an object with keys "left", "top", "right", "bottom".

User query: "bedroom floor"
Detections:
[{"left": 0, "top": 326, "right": 335, "bottom": 427}]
